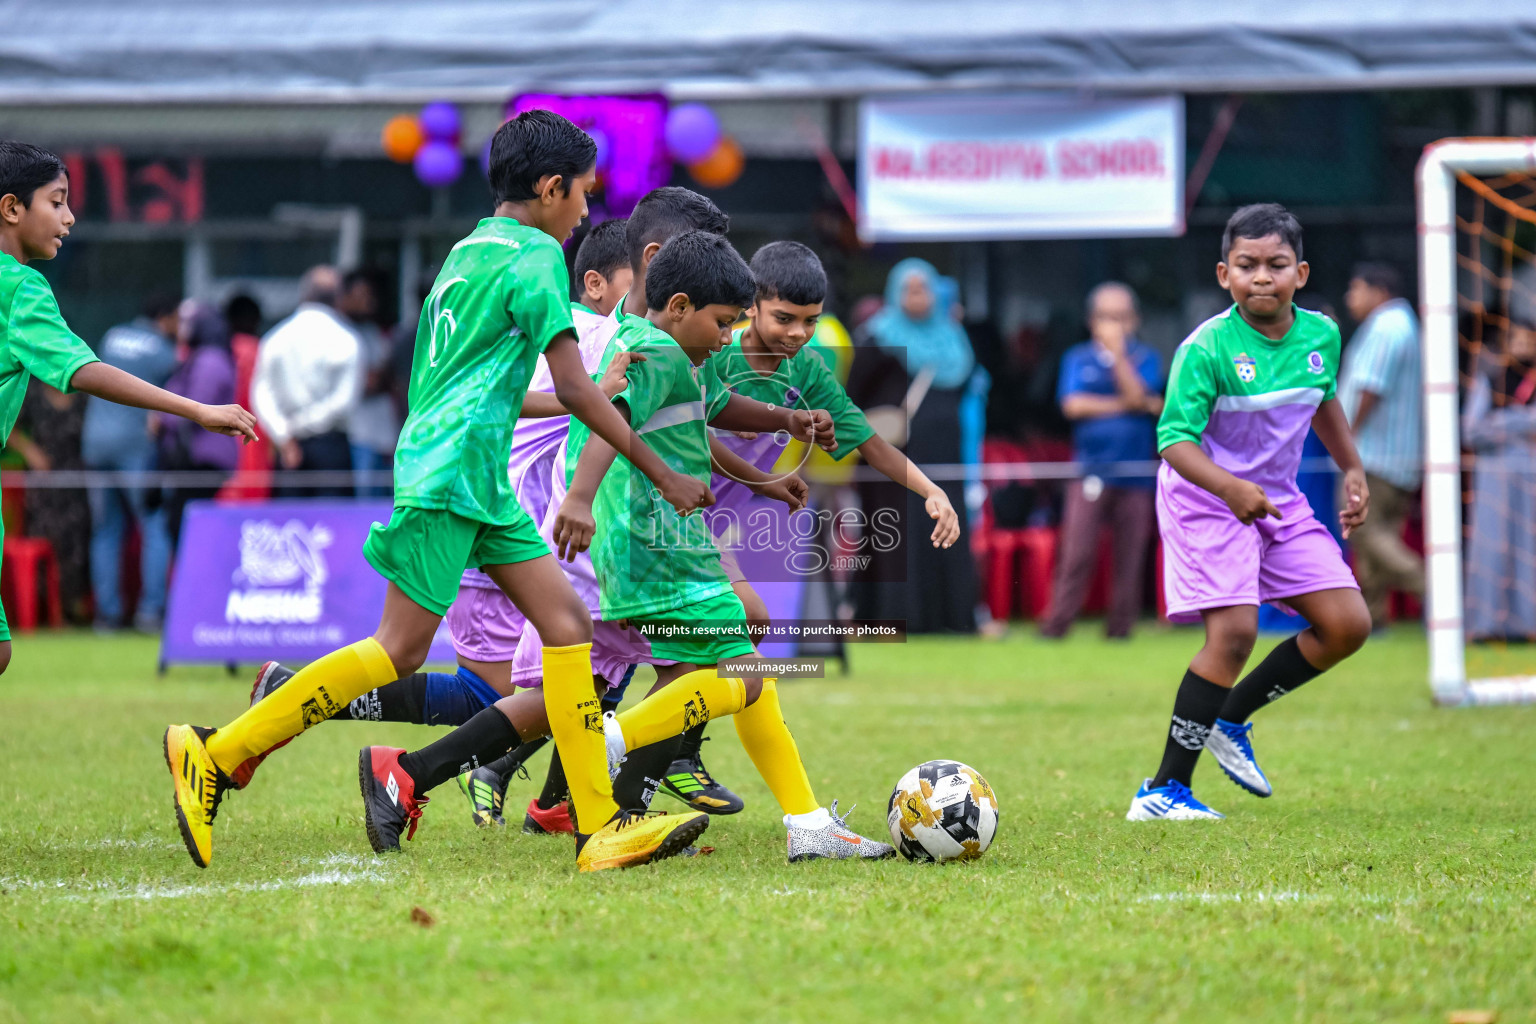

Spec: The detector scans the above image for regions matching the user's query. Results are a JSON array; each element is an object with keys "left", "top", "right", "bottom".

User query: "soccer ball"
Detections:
[{"left": 886, "top": 760, "right": 998, "bottom": 863}]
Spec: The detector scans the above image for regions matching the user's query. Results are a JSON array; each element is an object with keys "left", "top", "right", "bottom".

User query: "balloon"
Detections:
[
  {"left": 414, "top": 140, "right": 463, "bottom": 188},
  {"left": 665, "top": 103, "right": 720, "bottom": 163},
  {"left": 688, "top": 136, "right": 745, "bottom": 189},
  {"left": 587, "top": 127, "right": 610, "bottom": 170},
  {"left": 381, "top": 115, "right": 424, "bottom": 163},
  {"left": 419, "top": 101, "right": 461, "bottom": 143}
]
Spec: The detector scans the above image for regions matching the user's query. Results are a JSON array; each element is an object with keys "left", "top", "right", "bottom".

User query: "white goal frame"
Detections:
[{"left": 1418, "top": 137, "right": 1536, "bottom": 706}]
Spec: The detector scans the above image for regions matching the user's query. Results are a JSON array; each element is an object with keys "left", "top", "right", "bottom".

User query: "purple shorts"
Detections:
[
  {"left": 444, "top": 584, "right": 525, "bottom": 662},
  {"left": 1157, "top": 475, "right": 1358, "bottom": 624},
  {"left": 507, "top": 617, "right": 669, "bottom": 691}
]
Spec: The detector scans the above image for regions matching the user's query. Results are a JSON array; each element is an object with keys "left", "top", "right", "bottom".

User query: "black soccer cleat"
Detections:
[{"left": 658, "top": 740, "right": 744, "bottom": 815}]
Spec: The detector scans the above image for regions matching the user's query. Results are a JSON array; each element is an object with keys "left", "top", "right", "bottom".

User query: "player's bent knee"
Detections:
[
  {"left": 0, "top": 641, "right": 12, "bottom": 676},
  {"left": 540, "top": 604, "right": 593, "bottom": 649},
  {"left": 741, "top": 675, "right": 764, "bottom": 706}
]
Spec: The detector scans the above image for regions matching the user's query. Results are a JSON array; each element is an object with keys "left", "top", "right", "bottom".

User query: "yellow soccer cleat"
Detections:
[
  {"left": 575, "top": 808, "right": 710, "bottom": 873},
  {"left": 163, "top": 724, "right": 232, "bottom": 869}
]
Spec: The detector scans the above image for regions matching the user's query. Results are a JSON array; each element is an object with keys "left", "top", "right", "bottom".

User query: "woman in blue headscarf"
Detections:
[{"left": 859, "top": 258, "right": 979, "bottom": 633}]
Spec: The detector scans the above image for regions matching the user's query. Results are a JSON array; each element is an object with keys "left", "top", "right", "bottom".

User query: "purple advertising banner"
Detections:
[{"left": 162, "top": 501, "right": 457, "bottom": 666}]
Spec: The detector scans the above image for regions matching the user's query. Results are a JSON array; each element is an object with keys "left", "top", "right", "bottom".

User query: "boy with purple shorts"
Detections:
[{"left": 1126, "top": 204, "right": 1373, "bottom": 821}]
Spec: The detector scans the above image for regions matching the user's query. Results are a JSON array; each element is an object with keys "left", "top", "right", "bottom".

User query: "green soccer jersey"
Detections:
[
  {"left": 1157, "top": 303, "right": 1340, "bottom": 500},
  {"left": 566, "top": 316, "right": 733, "bottom": 620},
  {"left": 0, "top": 253, "right": 99, "bottom": 442},
  {"left": 707, "top": 327, "right": 875, "bottom": 468},
  {"left": 394, "top": 218, "right": 576, "bottom": 525}
]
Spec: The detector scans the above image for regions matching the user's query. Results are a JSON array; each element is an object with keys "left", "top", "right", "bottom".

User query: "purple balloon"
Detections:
[
  {"left": 587, "top": 127, "right": 610, "bottom": 170},
  {"left": 414, "top": 140, "right": 462, "bottom": 188},
  {"left": 420, "top": 101, "right": 461, "bottom": 142},
  {"left": 665, "top": 103, "right": 719, "bottom": 163}
]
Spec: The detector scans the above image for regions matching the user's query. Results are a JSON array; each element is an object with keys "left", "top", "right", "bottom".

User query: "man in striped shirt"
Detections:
[{"left": 1337, "top": 262, "right": 1424, "bottom": 627}]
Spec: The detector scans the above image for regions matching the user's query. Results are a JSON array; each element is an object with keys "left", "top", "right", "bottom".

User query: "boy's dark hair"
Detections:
[
  {"left": 141, "top": 291, "right": 181, "bottom": 321},
  {"left": 1222, "top": 203, "right": 1304, "bottom": 262},
  {"left": 750, "top": 241, "right": 827, "bottom": 307},
  {"left": 1351, "top": 261, "right": 1403, "bottom": 298},
  {"left": 626, "top": 187, "right": 729, "bottom": 274},
  {"left": 224, "top": 293, "right": 262, "bottom": 335},
  {"left": 644, "top": 230, "right": 755, "bottom": 312},
  {"left": 488, "top": 109, "right": 597, "bottom": 206},
  {"left": 0, "top": 141, "right": 67, "bottom": 208},
  {"left": 572, "top": 218, "right": 630, "bottom": 299}
]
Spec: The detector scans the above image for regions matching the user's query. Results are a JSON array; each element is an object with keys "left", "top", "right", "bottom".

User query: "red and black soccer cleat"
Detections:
[
  {"left": 229, "top": 661, "right": 296, "bottom": 789},
  {"left": 522, "top": 797, "right": 575, "bottom": 835},
  {"left": 358, "top": 746, "right": 429, "bottom": 853}
]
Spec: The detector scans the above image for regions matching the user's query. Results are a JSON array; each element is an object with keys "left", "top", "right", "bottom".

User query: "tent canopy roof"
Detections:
[{"left": 5, "top": 0, "right": 1534, "bottom": 104}]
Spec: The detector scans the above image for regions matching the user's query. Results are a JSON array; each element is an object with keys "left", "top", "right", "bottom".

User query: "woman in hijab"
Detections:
[
  {"left": 160, "top": 302, "right": 239, "bottom": 549},
  {"left": 859, "top": 258, "right": 978, "bottom": 633},
  {"left": 1463, "top": 268, "right": 1536, "bottom": 641}
]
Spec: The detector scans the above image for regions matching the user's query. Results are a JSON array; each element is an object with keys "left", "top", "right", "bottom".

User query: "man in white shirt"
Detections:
[
  {"left": 1338, "top": 262, "right": 1424, "bottom": 626},
  {"left": 252, "top": 265, "right": 363, "bottom": 497}
]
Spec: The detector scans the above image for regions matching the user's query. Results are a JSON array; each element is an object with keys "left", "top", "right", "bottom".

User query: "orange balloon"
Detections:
[
  {"left": 382, "top": 115, "right": 425, "bottom": 163},
  {"left": 688, "top": 136, "right": 745, "bottom": 189}
]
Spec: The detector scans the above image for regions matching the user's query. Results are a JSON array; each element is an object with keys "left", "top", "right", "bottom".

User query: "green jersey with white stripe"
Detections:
[
  {"left": 565, "top": 316, "right": 733, "bottom": 619},
  {"left": 1157, "top": 303, "right": 1340, "bottom": 501}
]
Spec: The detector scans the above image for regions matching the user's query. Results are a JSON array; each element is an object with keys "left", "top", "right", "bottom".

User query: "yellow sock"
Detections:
[
  {"left": 615, "top": 669, "right": 746, "bottom": 751},
  {"left": 205, "top": 638, "right": 397, "bottom": 775},
  {"left": 539, "top": 643, "right": 615, "bottom": 834},
  {"left": 733, "top": 678, "right": 818, "bottom": 816}
]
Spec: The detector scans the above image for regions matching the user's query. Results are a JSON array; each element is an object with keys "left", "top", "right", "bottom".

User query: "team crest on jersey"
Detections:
[
  {"left": 1307, "top": 350, "right": 1325, "bottom": 374},
  {"left": 1233, "top": 352, "right": 1257, "bottom": 383},
  {"left": 784, "top": 386, "right": 802, "bottom": 406}
]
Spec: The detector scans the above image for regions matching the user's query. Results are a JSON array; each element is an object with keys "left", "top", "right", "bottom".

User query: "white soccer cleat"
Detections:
[
  {"left": 602, "top": 710, "right": 627, "bottom": 780},
  {"left": 1125, "top": 779, "right": 1225, "bottom": 821},
  {"left": 1205, "top": 718, "right": 1273, "bottom": 797},
  {"left": 786, "top": 801, "right": 896, "bottom": 862}
]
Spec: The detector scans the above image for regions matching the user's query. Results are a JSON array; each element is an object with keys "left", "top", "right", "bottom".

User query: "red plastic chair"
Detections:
[{"left": 2, "top": 535, "right": 63, "bottom": 631}]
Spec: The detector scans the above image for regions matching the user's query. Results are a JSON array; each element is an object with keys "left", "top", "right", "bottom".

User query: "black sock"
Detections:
[
  {"left": 397, "top": 706, "right": 521, "bottom": 796},
  {"left": 483, "top": 737, "right": 548, "bottom": 781},
  {"left": 536, "top": 749, "right": 569, "bottom": 810},
  {"left": 1150, "top": 669, "right": 1229, "bottom": 789},
  {"left": 1219, "top": 636, "right": 1323, "bottom": 724},
  {"left": 676, "top": 722, "right": 707, "bottom": 764},
  {"left": 612, "top": 736, "right": 685, "bottom": 811},
  {"left": 341, "top": 673, "right": 429, "bottom": 723}
]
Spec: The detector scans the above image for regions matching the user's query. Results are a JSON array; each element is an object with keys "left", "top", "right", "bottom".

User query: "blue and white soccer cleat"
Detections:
[
  {"left": 1204, "top": 718, "right": 1273, "bottom": 797},
  {"left": 1125, "top": 779, "right": 1225, "bottom": 820}
]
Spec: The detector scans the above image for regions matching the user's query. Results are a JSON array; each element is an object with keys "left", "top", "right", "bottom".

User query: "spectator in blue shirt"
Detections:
[
  {"left": 1040, "top": 282, "right": 1164, "bottom": 639},
  {"left": 1339, "top": 262, "right": 1423, "bottom": 626},
  {"left": 81, "top": 293, "right": 180, "bottom": 633}
]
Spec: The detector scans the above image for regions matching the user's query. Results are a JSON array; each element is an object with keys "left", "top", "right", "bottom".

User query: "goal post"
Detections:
[{"left": 1417, "top": 137, "right": 1536, "bottom": 706}]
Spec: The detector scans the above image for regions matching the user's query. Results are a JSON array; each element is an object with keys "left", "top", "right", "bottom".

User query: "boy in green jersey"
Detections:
[
  {"left": 0, "top": 140, "right": 256, "bottom": 669},
  {"left": 652, "top": 241, "right": 962, "bottom": 819},
  {"left": 164, "top": 111, "right": 713, "bottom": 873},
  {"left": 1126, "top": 203, "right": 1372, "bottom": 822},
  {"left": 550, "top": 231, "right": 896, "bottom": 859}
]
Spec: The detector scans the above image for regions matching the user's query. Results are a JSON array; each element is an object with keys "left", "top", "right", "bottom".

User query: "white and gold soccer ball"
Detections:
[{"left": 886, "top": 760, "right": 998, "bottom": 863}]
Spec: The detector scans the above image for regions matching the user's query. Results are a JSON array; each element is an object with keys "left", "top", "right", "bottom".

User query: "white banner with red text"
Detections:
[{"left": 858, "top": 94, "right": 1184, "bottom": 241}]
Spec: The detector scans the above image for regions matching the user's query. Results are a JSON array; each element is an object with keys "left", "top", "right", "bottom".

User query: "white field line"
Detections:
[{"left": 1, "top": 854, "right": 390, "bottom": 903}]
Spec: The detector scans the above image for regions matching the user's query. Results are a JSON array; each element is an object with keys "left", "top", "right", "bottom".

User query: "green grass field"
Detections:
[{"left": 2, "top": 626, "right": 1533, "bottom": 1023}]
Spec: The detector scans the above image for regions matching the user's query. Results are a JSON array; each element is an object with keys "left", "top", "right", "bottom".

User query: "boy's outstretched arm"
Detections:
[
  {"left": 551, "top": 429, "right": 620, "bottom": 561},
  {"left": 855, "top": 434, "right": 960, "bottom": 548},
  {"left": 708, "top": 393, "right": 837, "bottom": 453},
  {"left": 707, "top": 435, "right": 808, "bottom": 512},
  {"left": 69, "top": 362, "right": 258, "bottom": 442},
  {"left": 1161, "top": 440, "right": 1280, "bottom": 525},
  {"left": 545, "top": 333, "right": 709, "bottom": 515},
  {"left": 519, "top": 350, "right": 642, "bottom": 419},
  {"left": 1311, "top": 397, "right": 1370, "bottom": 538}
]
